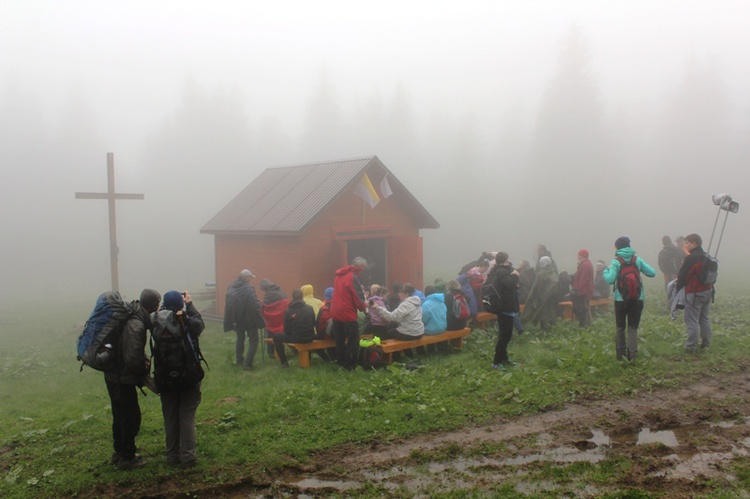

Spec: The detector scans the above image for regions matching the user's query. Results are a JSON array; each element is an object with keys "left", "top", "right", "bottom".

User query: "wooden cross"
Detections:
[{"left": 75, "top": 153, "right": 144, "bottom": 292}]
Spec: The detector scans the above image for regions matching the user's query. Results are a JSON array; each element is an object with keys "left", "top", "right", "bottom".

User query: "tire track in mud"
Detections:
[{"left": 337, "top": 370, "right": 750, "bottom": 470}]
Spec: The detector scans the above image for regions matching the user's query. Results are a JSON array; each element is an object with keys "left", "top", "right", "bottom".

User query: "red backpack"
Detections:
[
  {"left": 452, "top": 293, "right": 470, "bottom": 321},
  {"left": 616, "top": 256, "right": 642, "bottom": 302}
]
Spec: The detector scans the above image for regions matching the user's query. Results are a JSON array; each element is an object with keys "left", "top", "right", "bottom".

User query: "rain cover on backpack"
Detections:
[{"left": 76, "top": 292, "right": 133, "bottom": 371}]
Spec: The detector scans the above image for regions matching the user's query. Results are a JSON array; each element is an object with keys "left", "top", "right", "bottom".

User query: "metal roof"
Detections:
[{"left": 201, "top": 156, "right": 439, "bottom": 234}]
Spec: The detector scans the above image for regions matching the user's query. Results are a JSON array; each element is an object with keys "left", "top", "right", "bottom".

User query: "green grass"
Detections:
[{"left": 1, "top": 288, "right": 749, "bottom": 497}]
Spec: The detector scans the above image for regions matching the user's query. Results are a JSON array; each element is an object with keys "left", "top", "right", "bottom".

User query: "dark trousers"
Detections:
[
  {"left": 160, "top": 383, "right": 201, "bottom": 464},
  {"left": 105, "top": 379, "right": 141, "bottom": 460},
  {"left": 235, "top": 328, "right": 259, "bottom": 367},
  {"left": 572, "top": 295, "right": 591, "bottom": 327},
  {"left": 272, "top": 333, "right": 312, "bottom": 364},
  {"left": 614, "top": 300, "right": 644, "bottom": 360},
  {"left": 493, "top": 313, "right": 515, "bottom": 364},
  {"left": 333, "top": 320, "right": 359, "bottom": 370}
]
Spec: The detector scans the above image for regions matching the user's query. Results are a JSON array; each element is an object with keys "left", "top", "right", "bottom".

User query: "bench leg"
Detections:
[
  {"left": 450, "top": 338, "right": 464, "bottom": 349},
  {"left": 298, "top": 351, "right": 311, "bottom": 368}
]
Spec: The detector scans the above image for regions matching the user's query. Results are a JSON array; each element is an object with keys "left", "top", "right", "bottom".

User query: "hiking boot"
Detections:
[
  {"left": 116, "top": 455, "right": 145, "bottom": 471},
  {"left": 111, "top": 452, "right": 124, "bottom": 465},
  {"left": 505, "top": 360, "right": 518, "bottom": 367},
  {"left": 492, "top": 363, "right": 507, "bottom": 371},
  {"left": 181, "top": 459, "right": 197, "bottom": 469}
]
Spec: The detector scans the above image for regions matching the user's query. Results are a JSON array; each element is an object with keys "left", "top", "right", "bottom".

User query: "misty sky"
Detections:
[{"left": 1, "top": 0, "right": 749, "bottom": 304}]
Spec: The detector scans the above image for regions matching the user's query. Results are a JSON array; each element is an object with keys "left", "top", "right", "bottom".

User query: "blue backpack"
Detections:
[{"left": 76, "top": 292, "right": 134, "bottom": 371}]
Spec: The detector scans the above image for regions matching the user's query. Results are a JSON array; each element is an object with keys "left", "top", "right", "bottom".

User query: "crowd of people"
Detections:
[{"left": 100, "top": 233, "right": 713, "bottom": 471}]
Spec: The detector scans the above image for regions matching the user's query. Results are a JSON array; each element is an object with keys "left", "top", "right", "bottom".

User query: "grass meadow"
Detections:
[{"left": 2, "top": 283, "right": 750, "bottom": 497}]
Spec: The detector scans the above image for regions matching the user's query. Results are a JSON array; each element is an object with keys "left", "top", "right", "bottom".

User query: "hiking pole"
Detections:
[
  {"left": 708, "top": 194, "right": 740, "bottom": 258},
  {"left": 713, "top": 200, "right": 739, "bottom": 259}
]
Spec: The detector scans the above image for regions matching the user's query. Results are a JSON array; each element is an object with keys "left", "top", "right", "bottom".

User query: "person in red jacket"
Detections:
[
  {"left": 260, "top": 279, "right": 289, "bottom": 357},
  {"left": 675, "top": 233, "right": 713, "bottom": 352},
  {"left": 571, "top": 249, "right": 594, "bottom": 327},
  {"left": 331, "top": 256, "right": 367, "bottom": 370}
]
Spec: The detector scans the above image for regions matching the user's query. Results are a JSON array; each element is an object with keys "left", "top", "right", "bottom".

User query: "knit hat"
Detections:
[
  {"left": 539, "top": 256, "right": 552, "bottom": 268},
  {"left": 324, "top": 287, "right": 334, "bottom": 301},
  {"left": 615, "top": 236, "right": 631, "bottom": 249},
  {"left": 259, "top": 279, "right": 273, "bottom": 291},
  {"left": 139, "top": 288, "right": 161, "bottom": 312},
  {"left": 578, "top": 249, "right": 589, "bottom": 258},
  {"left": 163, "top": 290, "right": 184, "bottom": 312}
]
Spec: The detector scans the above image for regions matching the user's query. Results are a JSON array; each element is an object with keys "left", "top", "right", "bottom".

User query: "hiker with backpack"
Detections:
[
  {"left": 482, "top": 252, "right": 520, "bottom": 370},
  {"left": 675, "top": 234, "right": 713, "bottom": 352},
  {"left": 444, "top": 280, "right": 470, "bottom": 331},
  {"left": 105, "top": 288, "right": 161, "bottom": 470},
  {"left": 223, "top": 269, "right": 263, "bottom": 370},
  {"left": 272, "top": 289, "right": 317, "bottom": 368},
  {"left": 603, "top": 236, "right": 656, "bottom": 361},
  {"left": 151, "top": 290, "right": 205, "bottom": 468}
]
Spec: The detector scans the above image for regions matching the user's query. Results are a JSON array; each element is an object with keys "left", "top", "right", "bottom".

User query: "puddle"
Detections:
[
  {"left": 277, "top": 417, "right": 750, "bottom": 495},
  {"left": 285, "top": 475, "right": 361, "bottom": 491}
]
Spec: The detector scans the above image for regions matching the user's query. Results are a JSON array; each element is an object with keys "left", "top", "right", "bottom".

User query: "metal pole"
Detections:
[
  {"left": 713, "top": 209, "right": 731, "bottom": 259},
  {"left": 706, "top": 205, "right": 722, "bottom": 255},
  {"left": 107, "top": 153, "right": 119, "bottom": 292}
]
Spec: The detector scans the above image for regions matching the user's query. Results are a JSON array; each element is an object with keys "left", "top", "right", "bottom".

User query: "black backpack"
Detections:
[
  {"left": 616, "top": 256, "right": 642, "bottom": 302},
  {"left": 151, "top": 310, "right": 206, "bottom": 392},
  {"left": 481, "top": 274, "right": 502, "bottom": 314}
]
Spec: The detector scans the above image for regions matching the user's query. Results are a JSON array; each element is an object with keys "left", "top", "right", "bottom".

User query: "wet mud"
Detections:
[{"left": 139, "top": 369, "right": 750, "bottom": 497}]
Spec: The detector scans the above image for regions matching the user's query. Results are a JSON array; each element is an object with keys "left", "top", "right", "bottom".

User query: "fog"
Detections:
[{"left": 1, "top": 0, "right": 749, "bottom": 306}]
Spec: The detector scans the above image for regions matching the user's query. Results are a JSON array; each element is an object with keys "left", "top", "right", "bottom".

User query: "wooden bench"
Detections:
[
  {"left": 590, "top": 297, "right": 612, "bottom": 313},
  {"left": 473, "top": 311, "right": 497, "bottom": 330},
  {"left": 264, "top": 338, "right": 335, "bottom": 368},
  {"left": 379, "top": 327, "right": 472, "bottom": 364}
]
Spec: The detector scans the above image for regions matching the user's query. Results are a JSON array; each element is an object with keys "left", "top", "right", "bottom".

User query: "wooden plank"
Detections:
[
  {"left": 263, "top": 338, "right": 336, "bottom": 368},
  {"left": 379, "top": 328, "right": 472, "bottom": 364}
]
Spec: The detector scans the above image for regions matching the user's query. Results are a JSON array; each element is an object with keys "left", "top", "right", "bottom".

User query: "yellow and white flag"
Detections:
[
  {"left": 380, "top": 174, "right": 393, "bottom": 199},
  {"left": 354, "top": 173, "right": 380, "bottom": 208}
]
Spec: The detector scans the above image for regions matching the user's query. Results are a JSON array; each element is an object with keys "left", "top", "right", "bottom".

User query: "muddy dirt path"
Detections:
[{"left": 147, "top": 368, "right": 750, "bottom": 498}]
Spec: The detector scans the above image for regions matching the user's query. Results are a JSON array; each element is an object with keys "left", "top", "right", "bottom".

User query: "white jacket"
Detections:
[{"left": 376, "top": 296, "right": 424, "bottom": 337}]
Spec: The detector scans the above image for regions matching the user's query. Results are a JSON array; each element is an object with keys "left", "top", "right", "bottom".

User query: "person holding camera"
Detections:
[{"left": 151, "top": 290, "right": 205, "bottom": 468}]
